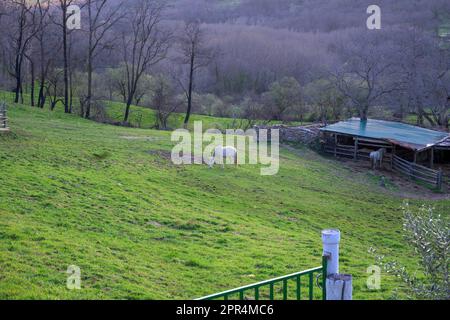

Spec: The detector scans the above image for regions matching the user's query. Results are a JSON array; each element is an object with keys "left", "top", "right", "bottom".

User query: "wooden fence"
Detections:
[
  {"left": 322, "top": 136, "right": 444, "bottom": 190},
  {"left": 323, "top": 143, "right": 392, "bottom": 164},
  {"left": 392, "top": 155, "right": 443, "bottom": 189}
]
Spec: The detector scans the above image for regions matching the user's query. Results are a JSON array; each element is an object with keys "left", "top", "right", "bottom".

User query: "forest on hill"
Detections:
[{"left": 0, "top": 0, "right": 449, "bottom": 128}]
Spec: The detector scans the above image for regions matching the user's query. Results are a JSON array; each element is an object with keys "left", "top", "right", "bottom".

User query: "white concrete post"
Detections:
[
  {"left": 326, "top": 274, "right": 353, "bottom": 300},
  {"left": 322, "top": 229, "right": 340, "bottom": 275},
  {"left": 322, "top": 229, "right": 352, "bottom": 300}
]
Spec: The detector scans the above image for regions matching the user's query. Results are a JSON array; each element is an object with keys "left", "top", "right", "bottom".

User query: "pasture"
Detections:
[{"left": 0, "top": 104, "right": 449, "bottom": 299}]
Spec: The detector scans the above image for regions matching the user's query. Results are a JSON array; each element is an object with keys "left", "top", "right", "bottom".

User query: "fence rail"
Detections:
[
  {"left": 324, "top": 145, "right": 391, "bottom": 163},
  {"left": 197, "top": 256, "right": 327, "bottom": 301},
  {"left": 392, "top": 155, "right": 443, "bottom": 189}
]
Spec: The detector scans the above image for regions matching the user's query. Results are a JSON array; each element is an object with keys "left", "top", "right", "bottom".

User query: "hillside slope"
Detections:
[{"left": 0, "top": 105, "right": 448, "bottom": 299}]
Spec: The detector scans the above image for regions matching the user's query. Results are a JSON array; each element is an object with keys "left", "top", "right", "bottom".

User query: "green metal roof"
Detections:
[{"left": 320, "top": 118, "right": 449, "bottom": 151}]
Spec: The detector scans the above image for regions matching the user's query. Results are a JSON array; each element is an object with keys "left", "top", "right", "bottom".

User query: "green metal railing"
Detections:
[{"left": 197, "top": 256, "right": 328, "bottom": 301}]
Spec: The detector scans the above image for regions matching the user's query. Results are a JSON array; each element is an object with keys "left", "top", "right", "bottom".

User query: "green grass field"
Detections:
[
  {"left": 0, "top": 91, "right": 304, "bottom": 131},
  {"left": 0, "top": 103, "right": 449, "bottom": 300},
  {"left": 103, "top": 100, "right": 254, "bottom": 130}
]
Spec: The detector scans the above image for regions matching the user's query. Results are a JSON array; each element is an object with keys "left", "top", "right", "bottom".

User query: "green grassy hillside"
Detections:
[
  {"left": 0, "top": 91, "right": 303, "bottom": 131},
  {"left": 104, "top": 100, "right": 249, "bottom": 130},
  {"left": 0, "top": 104, "right": 448, "bottom": 299}
]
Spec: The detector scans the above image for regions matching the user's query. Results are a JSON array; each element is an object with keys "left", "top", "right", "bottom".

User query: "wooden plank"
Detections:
[
  {"left": 391, "top": 145, "right": 395, "bottom": 169},
  {"left": 412, "top": 163, "right": 439, "bottom": 174},
  {"left": 393, "top": 158, "right": 437, "bottom": 179},
  {"left": 357, "top": 143, "right": 392, "bottom": 149},
  {"left": 393, "top": 158, "right": 412, "bottom": 170},
  {"left": 393, "top": 155, "right": 413, "bottom": 166},
  {"left": 393, "top": 165, "right": 412, "bottom": 178},
  {"left": 437, "top": 169, "right": 443, "bottom": 190},
  {"left": 393, "top": 161, "right": 439, "bottom": 186},
  {"left": 430, "top": 148, "right": 434, "bottom": 169},
  {"left": 410, "top": 168, "right": 438, "bottom": 180},
  {"left": 357, "top": 139, "right": 392, "bottom": 146},
  {"left": 394, "top": 162, "right": 437, "bottom": 180},
  {"left": 334, "top": 134, "right": 337, "bottom": 157},
  {"left": 357, "top": 137, "right": 391, "bottom": 144},
  {"left": 336, "top": 144, "right": 354, "bottom": 149},
  {"left": 324, "top": 149, "right": 354, "bottom": 158},
  {"left": 393, "top": 161, "right": 412, "bottom": 175}
]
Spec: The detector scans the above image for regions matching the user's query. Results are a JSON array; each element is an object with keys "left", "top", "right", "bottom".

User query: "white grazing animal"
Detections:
[{"left": 209, "top": 146, "right": 238, "bottom": 168}]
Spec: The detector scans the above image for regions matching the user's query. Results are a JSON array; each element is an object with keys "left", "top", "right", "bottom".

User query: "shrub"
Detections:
[{"left": 372, "top": 203, "right": 449, "bottom": 300}]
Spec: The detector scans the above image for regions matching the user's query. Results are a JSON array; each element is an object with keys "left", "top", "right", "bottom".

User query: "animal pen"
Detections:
[{"left": 320, "top": 118, "right": 450, "bottom": 190}]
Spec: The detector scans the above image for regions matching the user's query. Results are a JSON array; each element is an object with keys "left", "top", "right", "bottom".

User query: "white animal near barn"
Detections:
[
  {"left": 370, "top": 148, "right": 386, "bottom": 169},
  {"left": 208, "top": 146, "right": 238, "bottom": 168}
]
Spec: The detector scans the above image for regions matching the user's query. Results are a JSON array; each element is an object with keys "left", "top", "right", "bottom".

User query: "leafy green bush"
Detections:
[{"left": 372, "top": 203, "right": 449, "bottom": 300}]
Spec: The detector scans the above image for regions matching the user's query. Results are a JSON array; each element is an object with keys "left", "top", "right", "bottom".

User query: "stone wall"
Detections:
[{"left": 253, "top": 124, "right": 323, "bottom": 144}]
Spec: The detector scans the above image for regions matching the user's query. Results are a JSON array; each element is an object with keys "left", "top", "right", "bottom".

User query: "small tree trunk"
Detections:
[
  {"left": 14, "top": 61, "right": 22, "bottom": 104},
  {"left": 85, "top": 1, "right": 93, "bottom": 119},
  {"left": 38, "top": 84, "right": 45, "bottom": 108},
  {"left": 183, "top": 44, "right": 195, "bottom": 127},
  {"left": 86, "top": 56, "right": 93, "bottom": 118},
  {"left": 30, "top": 60, "right": 35, "bottom": 107},
  {"left": 360, "top": 107, "right": 368, "bottom": 121},
  {"left": 62, "top": 7, "right": 70, "bottom": 113},
  {"left": 124, "top": 95, "right": 133, "bottom": 123}
]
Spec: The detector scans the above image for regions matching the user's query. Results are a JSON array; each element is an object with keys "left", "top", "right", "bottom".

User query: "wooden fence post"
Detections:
[
  {"left": 430, "top": 148, "right": 434, "bottom": 169},
  {"left": 322, "top": 229, "right": 352, "bottom": 300},
  {"left": 437, "top": 168, "right": 443, "bottom": 191},
  {"left": 391, "top": 145, "right": 395, "bottom": 170},
  {"left": 334, "top": 134, "right": 337, "bottom": 157}
]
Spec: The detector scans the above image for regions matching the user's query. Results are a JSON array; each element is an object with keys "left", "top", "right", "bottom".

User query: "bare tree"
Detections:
[
  {"left": 6, "top": 1, "right": 41, "bottom": 104},
  {"left": 105, "top": 66, "right": 127, "bottom": 103},
  {"left": 331, "top": 32, "right": 401, "bottom": 121},
  {"left": 394, "top": 29, "right": 450, "bottom": 128},
  {"left": 46, "top": 68, "right": 64, "bottom": 111},
  {"left": 52, "top": 0, "right": 81, "bottom": 113},
  {"left": 83, "top": 0, "right": 123, "bottom": 119},
  {"left": 422, "top": 46, "right": 450, "bottom": 129},
  {"left": 235, "top": 96, "right": 268, "bottom": 130},
  {"left": 151, "top": 74, "right": 181, "bottom": 129},
  {"left": 24, "top": 50, "right": 35, "bottom": 106},
  {"left": 121, "top": 0, "right": 171, "bottom": 123},
  {"left": 32, "top": 0, "right": 53, "bottom": 109},
  {"left": 177, "top": 21, "right": 215, "bottom": 127},
  {"left": 262, "top": 76, "right": 303, "bottom": 122},
  {"left": 304, "top": 78, "right": 344, "bottom": 124}
]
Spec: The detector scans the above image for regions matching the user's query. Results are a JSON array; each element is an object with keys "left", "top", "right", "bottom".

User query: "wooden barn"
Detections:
[{"left": 320, "top": 118, "right": 450, "bottom": 189}]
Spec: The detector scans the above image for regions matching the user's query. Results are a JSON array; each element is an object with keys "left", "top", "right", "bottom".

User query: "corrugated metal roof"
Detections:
[
  {"left": 320, "top": 118, "right": 449, "bottom": 151},
  {"left": 436, "top": 137, "right": 450, "bottom": 149}
]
